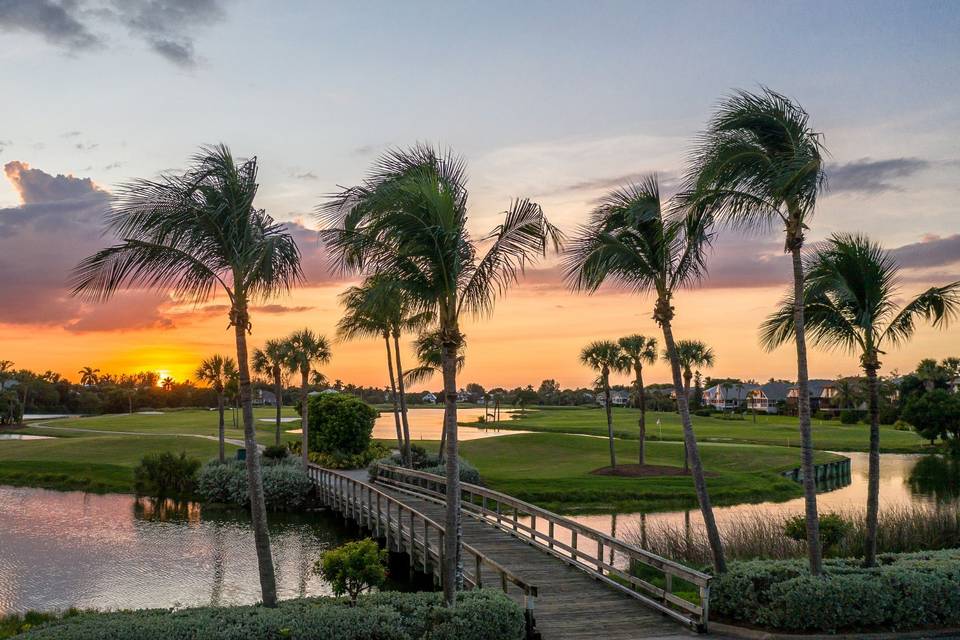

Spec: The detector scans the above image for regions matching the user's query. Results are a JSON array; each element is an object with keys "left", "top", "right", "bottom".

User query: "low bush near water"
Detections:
[
  {"left": 315, "top": 539, "right": 388, "bottom": 603},
  {"left": 133, "top": 451, "right": 200, "bottom": 498},
  {"left": 195, "top": 457, "right": 313, "bottom": 510},
  {"left": 14, "top": 591, "right": 525, "bottom": 640}
]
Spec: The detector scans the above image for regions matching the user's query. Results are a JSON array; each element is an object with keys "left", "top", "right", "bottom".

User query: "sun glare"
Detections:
[{"left": 155, "top": 370, "right": 170, "bottom": 385}]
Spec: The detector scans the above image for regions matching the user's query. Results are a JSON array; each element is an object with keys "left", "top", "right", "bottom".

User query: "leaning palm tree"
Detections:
[
  {"left": 70, "top": 144, "right": 300, "bottom": 607},
  {"left": 252, "top": 339, "right": 287, "bottom": 447},
  {"left": 761, "top": 233, "right": 959, "bottom": 567},
  {"left": 78, "top": 366, "right": 100, "bottom": 387},
  {"left": 320, "top": 144, "right": 561, "bottom": 606},
  {"left": 618, "top": 335, "right": 658, "bottom": 465},
  {"left": 671, "top": 340, "right": 715, "bottom": 407},
  {"left": 195, "top": 354, "right": 238, "bottom": 462},
  {"left": 564, "top": 174, "right": 726, "bottom": 573},
  {"left": 282, "top": 328, "right": 331, "bottom": 469},
  {"left": 682, "top": 88, "right": 826, "bottom": 574},
  {"left": 580, "top": 340, "right": 628, "bottom": 469}
]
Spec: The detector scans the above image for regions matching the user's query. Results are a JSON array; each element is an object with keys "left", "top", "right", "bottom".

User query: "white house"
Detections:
[
  {"left": 597, "top": 389, "right": 630, "bottom": 407},
  {"left": 421, "top": 392, "right": 438, "bottom": 404},
  {"left": 702, "top": 383, "right": 778, "bottom": 413}
]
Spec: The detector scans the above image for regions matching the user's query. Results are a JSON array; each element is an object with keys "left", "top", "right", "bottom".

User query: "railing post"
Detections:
[
  {"left": 597, "top": 539, "right": 603, "bottom": 573},
  {"left": 531, "top": 514, "right": 537, "bottom": 542},
  {"left": 524, "top": 591, "right": 536, "bottom": 640},
  {"left": 475, "top": 554, "right": 483, "bottom": 589},
  {"left": 699, "top": 582, "right": 710, "bottom": 632},
  {"left": 385, "top": 500, "right": 392, "bottom": 550},
  {"left": 548, "top": 521, "right": 554, "bottom": 550},
  {"left": 409, "top": 510, "right": 415, "bottom": 572},
  {"left": 571, "top": 531, "right": 578, "bottom": 561}
]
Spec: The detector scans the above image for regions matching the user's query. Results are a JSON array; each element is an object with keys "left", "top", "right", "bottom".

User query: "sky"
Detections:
[{"left": 0, "top": 0, "right": 958, "bottom": 389}]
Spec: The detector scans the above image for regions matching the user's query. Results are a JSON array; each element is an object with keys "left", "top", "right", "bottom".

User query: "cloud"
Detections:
[
  {"left": 61, "top": 131, "right": 81, "bottom": 138},
  {"left": 827, "top": 157, "right": 931, "bottom": 194},
  {"left": 251, "top": 304, "right": 314, "bottom": 314},
  {"left": 4, "top": 161, "right": 102, "bottom": 204},
  {"left": 74, "top": 141, "right": 98, "bottom": 152},
  {"left": 284, "top": 219, "right": 346, "bottom": 287},
  {"left": 0, "top": 140, "right": 10, "bottom": 154},
  {"left": 0, "top": 0, "right": 101, "bottom": 50},
  {"left": 890, "top": 234, "right": 960, "bottom": 270},
  {"left": 556, "top": 171, "right": 680, "bottom": 196},
  {"left": 290, "top": 170, "right": 318, "bottom": 181}
]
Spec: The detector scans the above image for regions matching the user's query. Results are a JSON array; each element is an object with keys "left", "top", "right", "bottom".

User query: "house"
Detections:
[
  {"left": 253, "top": 389, "right": 278, "bottom": 407},
  {"left": 456, "top": 389, "right": 477, "bottom": 403},
  {"left": 597, "top": 389, "right": 630, "bottom": 407},
  {"left": 785, "top": 379, "right": 835, "bottom": 415},
  {"left": 950, "top": 378, "right": 960, "bottom": 394},
  {"left": 421, "top": 392, "right": 438, "bottom": 404},
  {"left": 702, "top": 383, "right": 759, "bottom": 411}
]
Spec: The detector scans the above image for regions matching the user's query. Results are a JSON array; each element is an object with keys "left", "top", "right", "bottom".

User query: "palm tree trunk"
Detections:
[
  {"left": 393, "top": 333, "right": 412, "bottom": 466},
  {"left": 636, "top": 365, "right": 647, "bottom": 465},
  {"left": 300, "top": 369, "right": 309, "bottom": 470},
  {"left": 661, "top": 315, "right": 726, "bottom": 573},
  {"left": 384, "top": 335, "right": 405, "bottom": 459},
  {"left": 683, "top": 370, "right": 693, "bottom": 408},
  {"left": 603, "top": 375, "right": 617, "bottom": 468},
  {"left": 273, "top": 370, "right": 282, "bottom": 447},
  {"left": 441, "top": 335, "right": 463, "bottom": 605},
  {"left": 790, "top": 243, "right": 823, "bottom": 575},
  {"left": 217, "top": 392, "right": 225, "bottom": 463},
  {"left": 864, "top": 361, "right": 881, "bottom": 567},
  {"left": 232, "top": 304, "right": 278, "bottom": 607}
]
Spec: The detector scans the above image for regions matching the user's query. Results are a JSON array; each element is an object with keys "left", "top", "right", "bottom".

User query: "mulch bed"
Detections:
[{"left": 590, "top": 464, "right": 717, "bottom": 478}]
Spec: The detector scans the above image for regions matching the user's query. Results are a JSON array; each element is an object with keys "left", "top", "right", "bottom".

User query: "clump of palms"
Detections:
[
  {"left": 70, "top": 144, "right": 301, "bottom": 607},
  {"left": 580, "top": 340, "right": 628, "bottom": 469},
  {"left": 762, "top": 233, "right": 960, "bottom": 566},
  {"left": 196, "top": 354, "right": 239, "bottom": 462},
  {"left": 282, "top": 329, "right": 331, "bottom": 469},
  {"left": 619, "top": 335, "right": 658, "bottom": 465},
  {"left": 321, "top": 144, "right": 561, "bottom": 605},
  {"left": 683, "top": 88, "right": 826, "bottom": 574},
  {"left": 564, "top": 174, "right": 726, "bottom": 573},
  {"left": 252, "top": 339, "right": 288, "bottom": 447}
]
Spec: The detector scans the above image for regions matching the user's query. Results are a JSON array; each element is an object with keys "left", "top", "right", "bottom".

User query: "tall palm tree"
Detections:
[
  {"left": 252, "top": 339, "right": 287, "bottom": 447},
  {"left": 195, "top": 354, "right": 238, "bottom": 462},
  {"left": 321, "top": 144, "right": 561, "bottom": 605},
  {"left": 761, "top": 233, "right": 959, "bottom": 567},
  {"left": 403, "top": 329, "right": 465, "bottom": 457},
  {"left": 683, "top": 88, "right": 826, "bottom": 574},
  {"left": 618, "top": 335, "right": 658, "bottom": 465},
  {"left": 580, "top": 340, "right": 628, "bottom": 469},
  {"left": 160, "top": 376, "right": 175, "bottom": 391},
  {"left": 671, "top": 340, "right": 715, "bottom": 407},
  {"left": 563, "top": 175, "right": 727, "bottom": 573},
  {"left": 78, "top": 366, "right": 100, "bottom": 387},
  {"left": 282, "top": 328, "right": 331, "bottom": 469},
  {"left": 70, "top": 144, "right": 300, "bottom": 607}
]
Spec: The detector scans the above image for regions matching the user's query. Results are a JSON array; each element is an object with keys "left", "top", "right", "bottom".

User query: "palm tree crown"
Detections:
[
  {"left": 580, "top": 340, "right": 628, "bottom": 378},
  {"left": 195, "top": 354, "right": 238, "bottom": 392},
  {"left": 78, "top": 366, "right": 101, "bottom": 386}
]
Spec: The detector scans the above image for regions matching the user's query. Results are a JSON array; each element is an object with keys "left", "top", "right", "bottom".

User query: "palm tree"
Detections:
[
  {"left": 671, "top": 340, "right": 715, "bottom": 407},
  {"left": 70, "top": 144, "right": 301, "bottom": 607},
  {"left": 834, "top": 378, "right": 862, "bottom": 411},
  {"left": 160, "top": 376, "right": 174, "bottom": 391},
  {"left": 915, "top": 358, "right": 942, "bottom": 393},
  {"left": 321, "top": 144, "right": 561, "bottom": 606},
  {"left": 78, "top": 366, "right": 100, "bottom": 387},
  {"left": 580, "top": 340, "right": 628, "bottom": 469},
  {"left": 563, "top": 175, "right": 726, "bottom": 573},
  {"left": 282, "top": 328, "right": 331, "bottom": 469},
  {"left": 252, "top": 339, "right": 287, "bottom": 447},
  {"left": 683, "top": 88, "right": 826, "bottom": 574},
  {"left": 195, "top": 354, "right": 238, "bottom": 462},
  {"left": 403, "top": 330, "right": 465, "bottom": 457},
  {"left": 761, "top": 233, "right": 959, "bottom": 567},
  {"left": 618, "top": 335, "right": 658, "bottom": 465}
]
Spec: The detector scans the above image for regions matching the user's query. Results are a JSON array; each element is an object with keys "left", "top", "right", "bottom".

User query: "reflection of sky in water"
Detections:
[
  {"left": 0, "top": 487, "right": 353, "bottom": 614},
  {"left": 374, "top": 407, "right": 525, "bottom": 442}
]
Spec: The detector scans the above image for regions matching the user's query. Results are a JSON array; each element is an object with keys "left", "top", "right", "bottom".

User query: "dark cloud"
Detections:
[
  {"left": 0, "top": 0, "right": 101, "bottom": 50},
  {"left": 4, "top": 161, "right": 102, "bottom": 204},
  {"left": 103, "top": 161, "right": 124, "bottom": 170},
  {"left": 148, "top": 37, "right": 194, "bottom": 67},
  {"left": 827, "top": 157, "right": 931, "bottom": 194},
  {"left": 284, "top": 219, "right": 347, "bottom": 287},
  {"left": 251, "top": 304, "right": 314, "bottom": 314},
  {"left": 890, "top": 234, "right": 960, "bottom": 270},
  {"left": 545, "top": 171, "right": 681, "bottom": 199}
]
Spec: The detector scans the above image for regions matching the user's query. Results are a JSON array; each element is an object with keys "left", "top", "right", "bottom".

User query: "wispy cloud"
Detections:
[
  {"left": 827, "top": 157, "right": 931, "bottom": 194},
  {"left": 0, "top": 0, "right": 101, "bottom": 51}
]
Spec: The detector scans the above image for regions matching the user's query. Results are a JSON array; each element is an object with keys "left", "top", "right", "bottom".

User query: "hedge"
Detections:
[
  {"left": 17, "top": 590, "right": 524, "bottom": 640},
  {"left": 195, "top": 458, "right": 314, "bottom": 510},
  {"left": 712, "top": 549, "right": 960, "bottom": 633}
]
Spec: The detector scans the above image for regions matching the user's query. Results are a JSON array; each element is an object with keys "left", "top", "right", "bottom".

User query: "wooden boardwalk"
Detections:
[{"left": 309, "top": 464, "right": 710, "bottom": 640}]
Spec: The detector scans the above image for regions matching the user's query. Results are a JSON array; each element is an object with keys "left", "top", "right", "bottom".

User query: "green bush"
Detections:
[
  {"left": 839, "top": 409, "right": 859, "bottom": 424},
  {"left": 712, "top": 550, "right": 960, "bottom": 632},
  {"left": 783, "top": 512, "right": 850, "bottom": 551},
  {"left": 195, "top": 458, "right": 313, "bottom": 510},
  {"left": 693, "top": 408, "right": 713, "bottom": 417},
  {"left": 893, "top": 419, "right": 913, "bottom": 431},
  {"left": 308, "top": 394, "right": 377, "bottom": 455},
  {"left": 813, "top": 410, "right": 833, "bottom": 421},
  {"left": 292, "top": 440, "right": 389, "bottom": 470},
  {"left": 16, "top": 591, "right": 524, "bottom": 640},
  {"left": 315, "top": 539, "right": 388, "bottom": 603},
  {"left": 263, "top": 445, "right": 289, "bottom": 460},
  {"left": 422, "top": 458, "right": 482, "bottom": 485},
  {"left": 133, "top": 451, "right": 200, "bottom": 498}
]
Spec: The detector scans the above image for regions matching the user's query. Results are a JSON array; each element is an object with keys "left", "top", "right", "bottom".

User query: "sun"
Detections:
[{"left": 155, "top": 370, "right": 171, "bottom": 386}]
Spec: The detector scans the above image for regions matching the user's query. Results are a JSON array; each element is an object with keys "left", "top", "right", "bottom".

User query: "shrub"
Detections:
[
  {"left": 878, "top": 404, "right": 899, "bottom": 425},
  {"left": 133, "top": 451, "right": 200, "bottom": 498},
  {"left": 315, "top": 539, "right": 388, "bottom": 603},
  {"left": 422, "top": 458, "right": 482, "bottom": 485},
  {"left": 784, "top": 512, "right": 849, "bottom": 551},
  {"left": 839, "top": 409, "right": 859, "bottom": 424},
  {"left": 308, "top": 394, "right": 377, "bottom": 455},
  {"left": 195, "top": 458, "right": 313, "bottom": 510},
  {"left": 813, "top": 410, "right": 833, "bottom": 420},
  {"left": 263, "top": 445, "right": 289, "bottom": 460},
  {"left": 893, "top": 419, "right": 913, "bottom": 431},
  {"left": 293, "top": 441, "right": 390, "bottom": 470},
  {"left": 17, "top": 591, "right": 524, "bottom": 640},
  {"left": 693, "top": 408, "right": 713, "bottom": 417}
]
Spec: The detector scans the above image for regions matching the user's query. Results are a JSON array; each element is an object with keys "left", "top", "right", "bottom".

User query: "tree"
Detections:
[
  {"left": 252, "top": 339, "right": 287, "bottom": 447},
  {"left": 512, "top": 385, "right": 539, "bottom": 415},
  {"left": 78, "top": 366, "right": 101, "bottom": 387},
  {"left": 834, "top": 378, "right": 862, "bottom": 411},
  {"left": 160, "top": 376, "right": 174, "bottom": 391},
  {"left": 762, "top": 233, "right": 959, "bottom": 566},
  {"left": 580, "top": 341, "right": 627, "bottom": 468},
  {"left": 564, "top": 175, "right": 726, "bottom": 573},
  {"left": 618, "top": 335, "right": 657, "bottom": 465},
  {"left": 315, "top": 539, "right": 387, "bottom": 604},
  {"left": 321, "top": 144, "right": 561, "bottom": 606},
  {"left": 670, "top": 340, "right": 715, "bottom": 408},
  {"left": 903, "top": 390, "right": 960, "bottom": 445},
  {"left": 915, "top": 358, "right": 949, "bottom": 392},
  {"left": 283, "top": 329, "right": 332, "bottom": 469},
  {"left": 70, "top": 144, "right": 301, "bottom": 607},
  {"left": 684, "top": 88, "right": 827, "bottom": 574},
  {"left": 403, "top": 330, "right": 466, "bottom": 442},
  {"left": 195, "top": 354, "right": 238, "bottom": 462},
  {"left": 537, "top": 379, "right": 561, "bottom": 405}
]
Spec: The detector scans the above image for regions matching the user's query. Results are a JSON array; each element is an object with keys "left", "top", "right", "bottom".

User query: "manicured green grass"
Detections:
[{"left": 470, "top": 406, "right": 928, "bottom": 453}]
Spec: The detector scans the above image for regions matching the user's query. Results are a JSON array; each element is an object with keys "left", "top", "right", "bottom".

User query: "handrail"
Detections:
[
  {"left": 307, "top": 465, "right": 539, "bottom": 637},
  {"left": 373, "top": 463, "right": 711, "bottom": 632}
]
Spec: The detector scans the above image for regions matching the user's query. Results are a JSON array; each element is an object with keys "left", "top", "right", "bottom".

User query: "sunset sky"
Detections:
[{"left": 1, "top": 1, "right": 958, "bottom": 389}]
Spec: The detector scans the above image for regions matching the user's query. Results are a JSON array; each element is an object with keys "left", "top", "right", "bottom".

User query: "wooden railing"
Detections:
[
  {"left": 307, "top": 465, "right": 539, "bottom": 637},
  {"left": 373, "top": 464, "right": 711, "bottom": 632}
]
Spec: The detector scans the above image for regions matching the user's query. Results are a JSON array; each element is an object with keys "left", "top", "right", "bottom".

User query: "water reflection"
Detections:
[
  {"left": 908, "top": 454, "right": 960, "bottom": 502},
  {"left": 0, "top": 486, "right": 356, "bottom": 614}
]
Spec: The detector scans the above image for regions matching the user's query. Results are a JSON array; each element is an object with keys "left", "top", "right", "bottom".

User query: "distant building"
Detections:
[
  {"left": 421, "top": 392, "right": 438, "bottom": 404},
  {"left": 785, "top": 379, "right": 836, "bottom": 415},
  {"left": 597, "top": 389, "right": 630, "bottom": 407},
  {"left": 254, "top": 389, "right": 277, "bottom": 407}
]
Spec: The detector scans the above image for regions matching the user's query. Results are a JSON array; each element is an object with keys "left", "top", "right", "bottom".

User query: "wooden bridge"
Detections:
[{"left": 308, "top": 463, "right": 712, "bottom": 640}]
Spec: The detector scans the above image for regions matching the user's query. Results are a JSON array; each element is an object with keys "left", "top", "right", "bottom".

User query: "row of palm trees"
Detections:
[{"left": 68, "top": 89, "right": 958, "bottom": 610}]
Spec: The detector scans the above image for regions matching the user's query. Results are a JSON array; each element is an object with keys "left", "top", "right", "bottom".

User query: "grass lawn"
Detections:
[{"left": 470, "top": 406, "right": 929, "bottom": 453}]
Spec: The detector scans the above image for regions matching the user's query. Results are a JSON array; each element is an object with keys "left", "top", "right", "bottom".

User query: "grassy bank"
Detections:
[{"left": 470, "top": 406, "right": 928, "bottom": 453}]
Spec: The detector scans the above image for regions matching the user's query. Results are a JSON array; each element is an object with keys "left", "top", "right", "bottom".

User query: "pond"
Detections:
[{"left": 0, "top": 486, "right": 358, "bottom": 615}]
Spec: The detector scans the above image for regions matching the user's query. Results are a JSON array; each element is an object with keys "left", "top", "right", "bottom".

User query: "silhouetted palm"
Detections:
[
  {"left": 252, "top": 339, "right": 287, "bottom": 447},
  {"left": 71, "top": 144, "right": 300, "bottom": 606},
  {"left": 671, "top": 340, "right": 715, "bottom": 407},
  {"left": 321, "top": 144, "right": 561, "bottom": 604},
  {"left": 564, "top": 174, "right": 726, "bottom": 573},
  {"left": 282, "top": 329, "right": 331, "bottom": 469},
  {"left": 196, "top": 354, "right": 239, "bottom": 461},
  {"left": 403, "top": 329, "right": 466, "bottom": 457},
  {"left": 618, "top": 335, "right": 657, "bottom": 464},
  {"left": 762, "top": 233, "right": 959, "bottom": 566},
  {"left": 78, "top": 366, "right": 100, "bottom": 387},
  {"left": 580, "top": 340, "right": 629, "bottom": 468}
]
